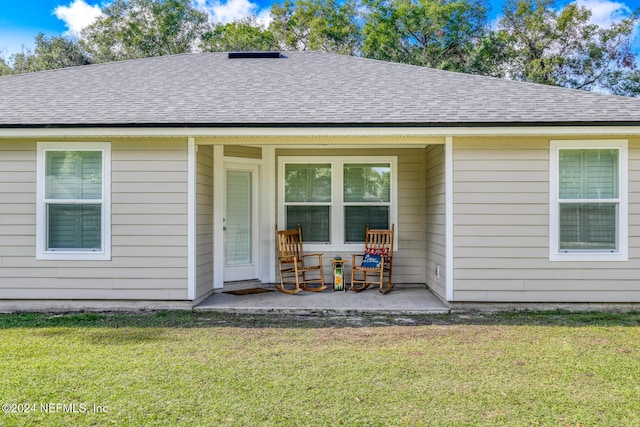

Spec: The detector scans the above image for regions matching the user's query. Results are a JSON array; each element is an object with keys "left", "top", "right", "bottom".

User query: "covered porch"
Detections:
[{"left": 191, "top": 135, "right": 451, "bottom": 308}]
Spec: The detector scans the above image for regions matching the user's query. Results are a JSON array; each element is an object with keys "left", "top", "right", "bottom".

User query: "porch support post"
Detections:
[
  {"left": 445, "top": 136, "right": 454, "bottom": 301},
  {"left": 261, "top": 146, "right": 276, "bottom": 283},
  {"left": 187, "top": 138, "right": 196, "bottom": 300},
  {"left": 213, "top": 145, "right": 225, "bottom": 289}
]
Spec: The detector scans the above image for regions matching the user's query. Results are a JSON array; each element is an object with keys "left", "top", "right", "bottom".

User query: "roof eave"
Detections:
[
  {"left": 1, "top": 122, "right": 640, "bottom": 139},
  {"left": 1, "top": 120, "right": 640, "bottom": 129}
]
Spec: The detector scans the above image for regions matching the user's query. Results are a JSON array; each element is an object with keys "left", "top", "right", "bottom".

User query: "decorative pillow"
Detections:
[
  {"left": 365, "top": 247, "right": 389, "bottom": 257},
  {"left": 361, "top": 253, "right": 382, "bottom": 269}
]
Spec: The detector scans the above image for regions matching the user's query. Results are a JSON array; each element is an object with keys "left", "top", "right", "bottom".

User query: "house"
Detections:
[{"left": 1, "top": 51, "right": 640, "bottom": 310}]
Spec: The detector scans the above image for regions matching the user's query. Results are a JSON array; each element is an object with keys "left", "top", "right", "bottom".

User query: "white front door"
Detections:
[{"left": 224, "top": 163, "right": 259, "bottom": 281}]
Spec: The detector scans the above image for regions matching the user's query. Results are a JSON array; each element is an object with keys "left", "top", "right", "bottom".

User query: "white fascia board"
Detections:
[{"left": 2, "top": 125, "right": 640, "bottom": 138}]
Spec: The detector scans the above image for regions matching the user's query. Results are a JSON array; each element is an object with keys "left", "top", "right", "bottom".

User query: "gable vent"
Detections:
[{"left": 228, "top": 51, "right": 281, "bottom": 59}]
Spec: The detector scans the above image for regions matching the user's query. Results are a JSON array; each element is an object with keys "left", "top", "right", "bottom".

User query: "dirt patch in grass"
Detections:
[{"left": 1, "top": 309, "right": 639, "bottom": 329}]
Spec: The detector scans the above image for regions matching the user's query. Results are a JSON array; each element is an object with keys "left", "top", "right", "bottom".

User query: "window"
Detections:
[
  {"left": 550, "top": 140, "right": 627, "bottom": 261},
  {"left": 37, "top": 142, "right": 111, "bottom": 260},
  {"left": 279, "top": 156, "right": 397, "bottom": 251},
  {"left": 283, "top": 163, "right": 332, "bottom": 243},
  {"left": 343, "top": 163, "right": 391, "bottom": 242}
]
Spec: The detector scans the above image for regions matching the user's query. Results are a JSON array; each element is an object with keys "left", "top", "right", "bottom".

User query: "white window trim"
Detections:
[
  {"left": 549, "top": 139, "right": 628, "bottom": 262},
  {"left": 36, "top": 142, "right": 112, "bottom": 261},
  {"left": 277, "top": 156, "right": 398, "bottom": 252}
]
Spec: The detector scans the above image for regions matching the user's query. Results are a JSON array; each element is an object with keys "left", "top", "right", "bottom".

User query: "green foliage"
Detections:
[
  {"left": 608, "top": 69, "right": 640, "bottom": 97},
  {"left": 80, "top": 0, "right": 209, "bottom": 62},
  {"left": 0, "top": 57, "right": 10, "bottom": 76},
  {"left": 361, "top": 0, "right": 490, "bottom": 71},
  {"left": 201, "top": 18, "right": 279, "bottom": 52},
  {"left": 32, "top": 34, "right": 91, "bottom": 70},
  {"left": 465, "top": 30, "right": 511, "bottom": 77},
  {"left": 494, "top": 0, "right": 640, "bottom": 94},
  {"left": 1, "top": 34, "right": 91, "bottom": 75},
  {"left": 269, "top": 0, "right": 362, "bottom": 54}
]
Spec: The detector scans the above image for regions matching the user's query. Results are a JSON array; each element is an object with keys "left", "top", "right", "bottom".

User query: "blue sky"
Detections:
[{"left": 1, "top": 0, "right": 638, "bottom": 58}]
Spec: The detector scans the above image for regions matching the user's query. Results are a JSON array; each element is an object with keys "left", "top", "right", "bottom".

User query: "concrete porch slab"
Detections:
[{"left": 194, "top": 282, "right": 450, "bottom": 315}]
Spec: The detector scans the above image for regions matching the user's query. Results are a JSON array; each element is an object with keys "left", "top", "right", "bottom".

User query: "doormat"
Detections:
[{"left": 223, "top": 288, "right": 274, "bottom": 295}]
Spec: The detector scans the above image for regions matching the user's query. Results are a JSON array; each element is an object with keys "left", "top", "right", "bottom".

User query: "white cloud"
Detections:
[
  {"left": 573, "top": 0, "right": 640, "bottom": 51},
  {"left": 54, "top": 0, "right": 102, "bottom": 36},
  {"left": 194, "top": 0, "right": 269, "bottom": 25},
  {"left": 255, "top": 8, "right": 273, "bottom": 28},
  {"left": 574, "top": 0, "right": 632, "bottom": 28}
]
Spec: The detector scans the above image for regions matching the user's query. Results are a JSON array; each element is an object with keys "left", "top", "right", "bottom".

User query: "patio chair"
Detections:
[
  {"left": 351, "top": 224, "right": 394, "bottom": 294},
  {"left": 276, "top": 224, "right": 326, "bottom": 294}
]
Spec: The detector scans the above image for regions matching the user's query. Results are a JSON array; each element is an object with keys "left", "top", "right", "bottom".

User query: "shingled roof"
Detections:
[{"left": 1, "top": 51, "right": 640, "bottom": 128}]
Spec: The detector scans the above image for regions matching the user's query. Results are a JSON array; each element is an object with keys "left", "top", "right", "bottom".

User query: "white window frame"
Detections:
[
  {"left": 278, "top": 156, "right": 398, "bottom": 252},
  {"left": 36, "top": 142, "right": 111, "bottom": 260},
  {"left": 549, "top": 140, "right": 628, "bottom": 262}
]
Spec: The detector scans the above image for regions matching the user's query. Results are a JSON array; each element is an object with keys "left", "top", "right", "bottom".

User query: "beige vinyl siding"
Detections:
[
  {"left": 195, "top": 145, "right": 214, "bottom": 299},
  {"left": 275, "top": 147, "right": 428, "bottom": 284},
  {"left": 453, "top": 137, "right": 640, "bottom": 302},
  {"left": 224, "top": 145, "right": 262, "bottom": 159},
  {"left": 0, "top": 141, "right": 36, "bottom": 261},
  {"left": 396, "top": 148, "right": 428, "bottom": 284},
  {"left": 425, "top": 144, "right": 446, "bottom": 299},
  {"left": 0, "top": 138, "right": 189, "bottom": 300}
]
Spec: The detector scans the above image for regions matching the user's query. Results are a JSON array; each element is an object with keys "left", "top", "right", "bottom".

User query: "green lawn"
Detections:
[{"left": 0, "top": 311, "right": 639, "bottom": 426}]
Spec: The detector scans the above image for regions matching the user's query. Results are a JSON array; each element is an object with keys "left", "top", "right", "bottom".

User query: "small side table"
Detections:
[{"left": 330, "top": 258, "right": 347, "bottom": 292}]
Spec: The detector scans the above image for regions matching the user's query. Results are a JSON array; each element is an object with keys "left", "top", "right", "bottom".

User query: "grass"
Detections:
[{"left": 0, "top": 310, "right": 639, "bottom": 426}]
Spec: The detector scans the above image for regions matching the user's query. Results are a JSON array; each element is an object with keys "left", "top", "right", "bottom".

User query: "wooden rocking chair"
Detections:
[
  {"left": 276, "top": 224, "right": 326, "bottom": 294},
  {"left": 351, "top": 224, "right": 394, "bottom": 294}
]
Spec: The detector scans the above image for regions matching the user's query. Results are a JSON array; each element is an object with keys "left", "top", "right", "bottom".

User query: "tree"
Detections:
[
  {"left": 0, "top": 57, "right": 12, "bottom": 76},
  {"left": 492, "top": 0, "right": 640, "bottom": 94},
  {"left": 0, "top": 34, "right": 91, "bottom": 75},
  {"left": 81, "top": 0, "right": 209, "bottom": 62},
  {"left": 361, "top": 0, "right": 490, "bottom": 71},
  {"left": 269, "top": 0, "right": 362, "bottom": 55},
  {"left": 608, "top": 69, "right": 640, "bottom": 97},
  {"left": 201, "top": 18, "right": 278, "bottom": 52},
  {"left": 465, "top": 30, "right": 512, "bottom": 77},
  {"left": 30, "top": 34, "right": 91, "bottom": 71}
]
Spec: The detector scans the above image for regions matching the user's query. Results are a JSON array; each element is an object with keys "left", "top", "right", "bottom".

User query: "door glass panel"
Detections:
[{"left": 226, "top": 170, "right": 252, "bottom": 265}]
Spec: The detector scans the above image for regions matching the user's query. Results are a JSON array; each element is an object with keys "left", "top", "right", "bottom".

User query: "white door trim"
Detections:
[
  {"left": 212, "top": 146, "right": 225, "bottom": 289},
  {"left": 212, "top": 149, "right": 274, "bottom": 288}
]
